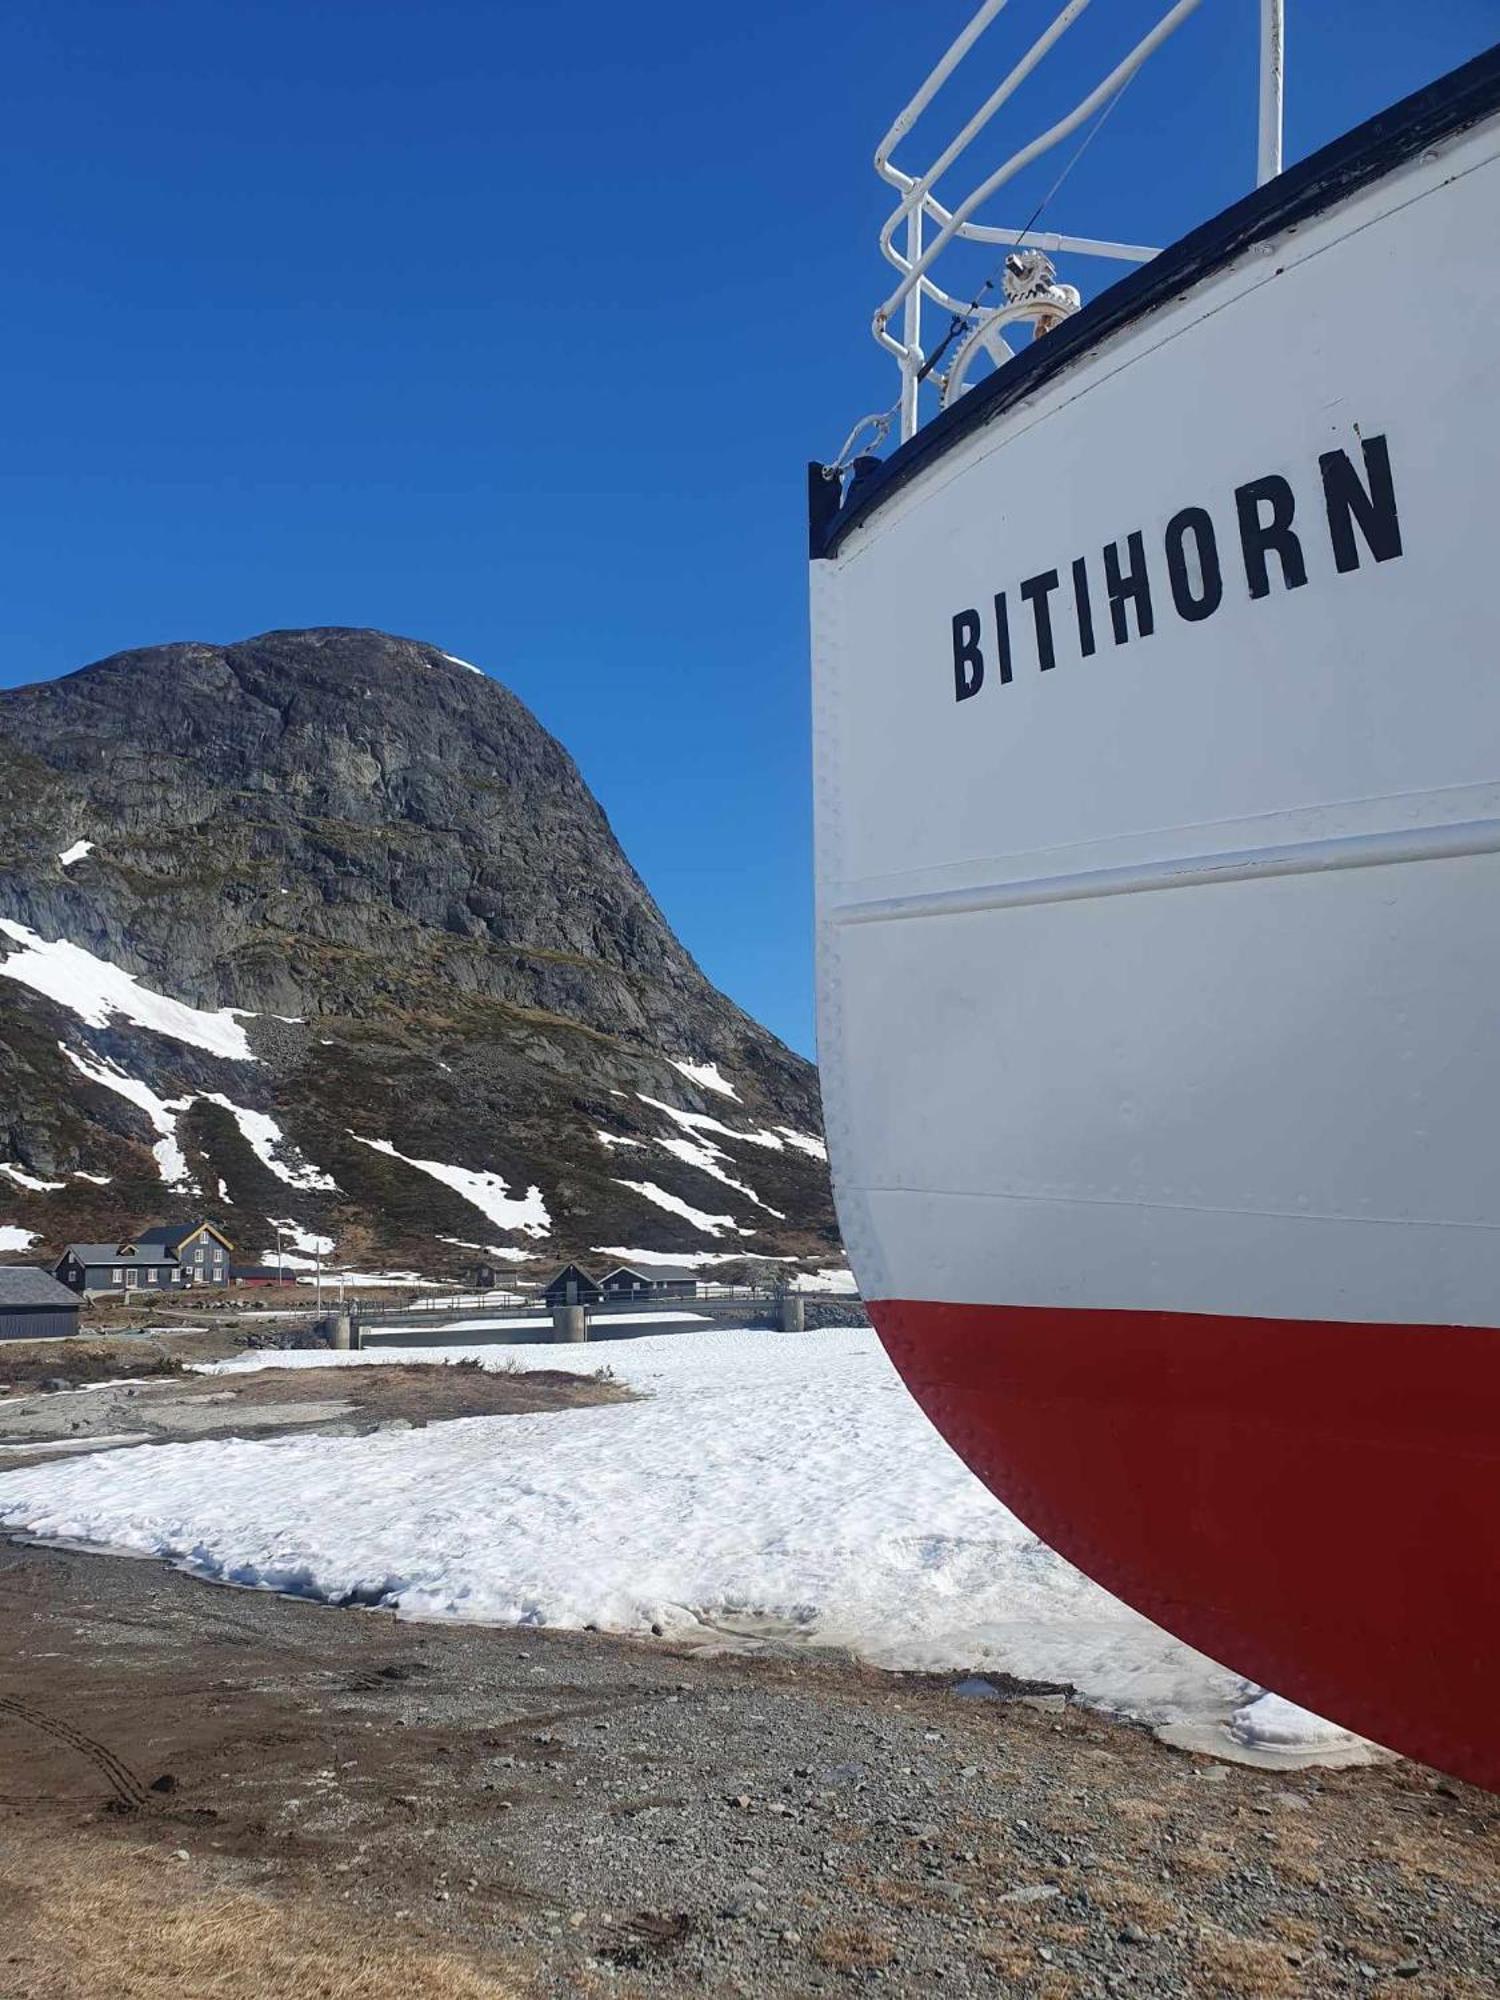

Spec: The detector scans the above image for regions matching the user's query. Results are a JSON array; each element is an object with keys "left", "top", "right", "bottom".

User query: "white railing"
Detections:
[{"left": 864, "top": 0, "right": 1287, "bottom": 447}]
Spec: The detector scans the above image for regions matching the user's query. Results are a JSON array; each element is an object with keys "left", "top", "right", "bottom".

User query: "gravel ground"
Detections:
[{"left": 1, "top": 1540, "right": 1496, "bottom": 1998}]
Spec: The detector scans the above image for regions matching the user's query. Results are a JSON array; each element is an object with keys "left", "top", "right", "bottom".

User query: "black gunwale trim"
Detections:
[{"left": 810, "top": 40, "right": 1500, "bottom": 560}]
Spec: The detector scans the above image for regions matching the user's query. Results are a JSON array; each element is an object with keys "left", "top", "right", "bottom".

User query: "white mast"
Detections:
[{"left": 1258, "top": 0, "right": 1285, "bottom": 184}]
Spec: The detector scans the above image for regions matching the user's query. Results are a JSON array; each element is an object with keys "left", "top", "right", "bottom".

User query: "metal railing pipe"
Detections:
[
  {"left": 875, "top": 0, "right": 1013, "bottom": 183},
  {"left": 878, "top": 1, "right": 1094, "bottom": 269},
  {"left": 874, "top": 0, "right": 1204, "bottom": 336}
]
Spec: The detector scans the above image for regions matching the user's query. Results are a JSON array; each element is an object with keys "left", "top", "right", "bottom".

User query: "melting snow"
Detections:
[
  {"left": 1, "top": 1164, "right": 65, "bottom": 1192},
  {"left": 268, "top": 1221, "right": 335, "bottom": 1258},
  {"left": 653, "top": 1135, "right": 782, "bottom": 1217},
  {"left": 1230, "top": 1693, "right": 1364, "bottom": 1751},
  {"left": 595, "top": 1130, "right": 645, "bottom": 1149},
  {"left": 0, "top": 921, "right": 257, "bottom": 1060},
  {"left": 57, "top": 840, "right": 94, "bottom": 868},
  {"left": 440, "top": 651, "right": 484, "bottom": 676},
  {"left": 668, "top": 1059, "right": 738, "bottom": 1099},
  {"left": 592, "top": 1247, "right": 795, "bottom": 1267},
  {"left": 639, "top": 1094, "right": 782, "bottom": 1151},
  {"left": 0, "top": 1226, "right": 38, "bottom": 1251},
  {"left": 612, "top": 1180, "right": 755, "bottom": 1238},
  {"left": 72, "top": 1171, "right": 112, "bottom": 1186},
  {"left": 350, "top": 1138, "right": 551, "bottom": 1238},
  {"left": 638, "top": 1095, "right": 825, "bottom": 1167},
  {"left": 59, "top": 1046, "right": 197, "bottom": 1190},
  {"left": 200, "top": 1095, "right": 338, "bottom": 1191},
  {"left": 0, "top": 1328, "right": 1248, "bottom": 1724},
  {"left": 795, "top": 1267, "right": 860, "bottom": 1295},
  {"left": 776, "top": 1127, "right": 828, "bottom": 1162},
  {"left": 435, "top": 1237, "right": 536, "bottom": 1262}
]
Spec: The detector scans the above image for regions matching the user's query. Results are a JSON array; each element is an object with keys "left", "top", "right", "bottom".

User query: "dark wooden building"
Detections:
[
  {"left": 600, "top": 1262, "right": 699, "bottom": 1300},
  {"left": 55, "top": 1219, "right": 234, "bottom": 1296},
  {"left": 541, "top": 1263, "right": 602, "bottom": 1307},
  {"left": 0, "top": 1266, "right": 81, "bottom": 1341}
]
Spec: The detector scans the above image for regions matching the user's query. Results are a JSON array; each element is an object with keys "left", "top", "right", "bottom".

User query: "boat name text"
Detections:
[{"left": 950, "top": 433, "right": 1403, "bottom": 702}]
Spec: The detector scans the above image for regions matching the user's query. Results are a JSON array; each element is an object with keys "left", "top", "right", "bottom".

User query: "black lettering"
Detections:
[
  {"left": 1164, "top": 507, "right": 1223, "bottom": 622},
  {"left": 1020, "top": 569, "right": 1060, "bottom": 672},
  {"left": 952, "top": 609, "right": 984, "bottom": 701},
  {"left": 1235, "top": 474, "right": 1307, "bottom": 597},
  {"left": 1320, "top": 434, "right": 1402, "bottom": 573},
  {"left": 1071, "top": 557, "right": 1096, "bottom": 657},
  {"left": 992, "top": 592, "right": 1013, "bottom": 684},
  {"left": 1102, "top": 531, "right": 1154, "bottom": 644}
]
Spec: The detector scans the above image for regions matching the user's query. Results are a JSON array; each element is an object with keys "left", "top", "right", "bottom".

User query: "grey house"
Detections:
[
  {"left": 54, "top": 1219, "right": 234, "bottom": 1296},
  {"left": 0, "top": 1266, "right": 81, "bottom": 1341},
  {"left": 600, "top": 1262, "right": 700, "bottom": 1300}
]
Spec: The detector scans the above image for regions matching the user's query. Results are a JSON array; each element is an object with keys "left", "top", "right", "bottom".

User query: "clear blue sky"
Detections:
[{"left": 1, "top": 2, "right": 1490, "bottom": 1054}]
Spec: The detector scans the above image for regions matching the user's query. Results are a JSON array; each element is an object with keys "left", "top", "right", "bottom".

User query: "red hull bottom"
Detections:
[{"left": 870, "top": 1299, "right": 1500, "bottom": 1789}]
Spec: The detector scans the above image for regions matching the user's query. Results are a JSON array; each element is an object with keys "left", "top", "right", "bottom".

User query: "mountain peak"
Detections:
[{"left": 0, "top": 629, "right": 832, "bottom": 1278}]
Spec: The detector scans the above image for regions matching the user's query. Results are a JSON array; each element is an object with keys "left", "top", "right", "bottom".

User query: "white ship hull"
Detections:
[{"left": 811, "top": 52, "right": 1500, "bottom": 1786}]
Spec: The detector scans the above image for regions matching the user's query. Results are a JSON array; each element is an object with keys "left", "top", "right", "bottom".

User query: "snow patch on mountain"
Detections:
[
  {"left": 1, "top": 920, "right": 258, "bottom": 1059},
  {"left": 349, "top": 1137, "right": 551, "bottom": 1238},
  {"left": 267, "top": 1220, "right": 335, "bottom": 1258},
  {"left": 57, "top": 840, "right": 94, "bottom": 868},
  {"left": 59, "top": 1046, "right": 197, "bottom": 1190},
  {"left": 590, "top": 1246, "right": 788, "bottom": 1268},
  {"left": 201, "top": 1095, "right": 338, "bottom": 1191},
  {"left": 612, "top": 1181, "right": 756, "bottom": 1239},
  {"left": 668, "top": 1059, "right": 738, "bottom": 1099},
  {"left": 776, "top": 1128, "right": 828, "bottom": 1162},
  {"left": 1, "top": 1164, "right": 65, "bottom": 1192},
  {"left": 0, "top": 1226, "right": 38, "bottom": 1251}
]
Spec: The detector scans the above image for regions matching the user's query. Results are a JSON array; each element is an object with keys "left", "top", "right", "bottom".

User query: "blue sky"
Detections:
[{"left": 1, "top": 2, "right": 1491, "bottom": 1055}]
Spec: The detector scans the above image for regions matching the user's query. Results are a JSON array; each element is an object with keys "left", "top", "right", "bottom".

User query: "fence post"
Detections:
[{"left": 779, "top": 1290, "right": 805, "bottom": 1334}]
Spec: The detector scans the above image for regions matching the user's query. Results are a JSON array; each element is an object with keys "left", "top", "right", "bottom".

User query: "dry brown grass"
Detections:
[
  {"left": 1168, "top": 1839, "right": 1235, "bottom": 1885},
  {"left": 1263, "top": 1914, "right": 1322, "bottom": 1949},
  {"left": 1084, "top": 1868, "right": 1182, "bottom": 1934},
  {"left": 974, "top": 1937, "right": 1036, "bottom": 1979},
  {"left": 1191, "top": 1922, "right": 1302, "bottom": 1998},
  {"left": 0, "top": 1829, "right": 516, "bottom": 1998},
  {"left": 810, "top": 1925, "right": 895, "bottom": 1971}
]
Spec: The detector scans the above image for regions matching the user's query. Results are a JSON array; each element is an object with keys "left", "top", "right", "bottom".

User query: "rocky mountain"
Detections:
[{"left": 0, "top": 628, "right": 837, "bottom": 1281}]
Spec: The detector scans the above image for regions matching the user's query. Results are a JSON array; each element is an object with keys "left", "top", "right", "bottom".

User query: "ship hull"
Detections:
[{"left": 811, "top": 52, "right": 1500, "bottom": 1785}]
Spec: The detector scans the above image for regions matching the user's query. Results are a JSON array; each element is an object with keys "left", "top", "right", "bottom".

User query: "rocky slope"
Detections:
[{"left": 0, "top": 628, "right": 836, "bottom": 1279}]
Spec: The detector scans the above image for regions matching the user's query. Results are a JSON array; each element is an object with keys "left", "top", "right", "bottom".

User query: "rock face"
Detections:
[{"left": 0, "top": 629, "right": 836, "bottom": 1278}]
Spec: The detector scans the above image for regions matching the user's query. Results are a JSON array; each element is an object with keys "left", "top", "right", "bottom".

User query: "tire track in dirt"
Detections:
[{"left": 0, "top": 1694, "right": 153, "bottom": 1810}]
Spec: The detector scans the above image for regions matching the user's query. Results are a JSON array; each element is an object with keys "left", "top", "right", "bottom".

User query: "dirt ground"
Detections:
[
  {"left": 0, "top": 1332, "right": 634, "bottom": 1470},
  {"left": 2, "top": 1537, "right": 1498, "bottom": 2000}
]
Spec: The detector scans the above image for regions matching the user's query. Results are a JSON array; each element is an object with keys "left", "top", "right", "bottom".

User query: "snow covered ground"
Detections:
[{"left": 0, "top": 1322, "right": 1335, "bottom": 1742}]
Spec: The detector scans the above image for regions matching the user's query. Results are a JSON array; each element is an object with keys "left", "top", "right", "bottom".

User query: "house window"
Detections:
[
  {"left": 195, "top": 1246, "right": 205, "bottom": 1263},
  {"left": 111, "top": 1269, "right": 122, "bottom": 1286}
]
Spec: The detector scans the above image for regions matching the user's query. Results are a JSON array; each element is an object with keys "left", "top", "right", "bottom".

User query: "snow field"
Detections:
[{"left": 2, "top": 1325, "right": 1263, "bottom": 1729}]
